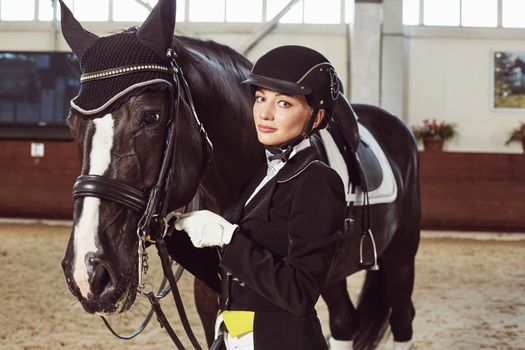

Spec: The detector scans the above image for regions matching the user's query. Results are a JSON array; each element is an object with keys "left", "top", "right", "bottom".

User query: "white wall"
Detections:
[
  {"left": 405, "top": 28, "right": 525, "bottom": 153},
  {"left": 381, "top": 0, "right": 405, "bottom": 118},
  {"left": 350, "top": 2, "right": 382, "bottom": 105},
  {"left": 189, "top": 24, "right": 349, "bottom": 88},
  {"left": 2, "top": 8, "right": 525, "bottom": 153}
]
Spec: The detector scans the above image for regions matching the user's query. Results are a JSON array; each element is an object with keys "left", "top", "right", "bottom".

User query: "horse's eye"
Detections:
[{"left": 143, "top": 111, "right": 160, "bottom": 125}]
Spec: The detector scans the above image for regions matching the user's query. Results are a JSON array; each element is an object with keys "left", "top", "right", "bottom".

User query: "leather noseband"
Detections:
[{"left": 73, "top": 174, "right": 146, "bottom": 212}]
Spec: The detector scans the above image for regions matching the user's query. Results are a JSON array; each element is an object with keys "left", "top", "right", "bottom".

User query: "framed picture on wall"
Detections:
[{"left": 492, "top": 50, "right": 525, "bottom": 111}]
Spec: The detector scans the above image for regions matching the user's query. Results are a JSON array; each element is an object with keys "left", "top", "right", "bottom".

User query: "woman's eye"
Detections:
[
  {"left": 142, "top": 111, "right": 160, "bottom": 126},
  {"left": 278, "top": 100, "right": 291, "bottom": 108},
  {"left": 255, "top": 95, "right": 265, "bottom": 103}
]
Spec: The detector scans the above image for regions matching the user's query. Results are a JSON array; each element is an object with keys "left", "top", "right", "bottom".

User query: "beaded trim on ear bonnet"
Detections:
[{"left": 59, "top": 0, "right": 176, "bottom": 119}]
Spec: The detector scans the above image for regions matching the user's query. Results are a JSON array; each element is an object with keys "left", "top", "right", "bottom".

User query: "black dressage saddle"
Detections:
[{"left": 320, "top": 92, "right": 383, "bottom": 194}]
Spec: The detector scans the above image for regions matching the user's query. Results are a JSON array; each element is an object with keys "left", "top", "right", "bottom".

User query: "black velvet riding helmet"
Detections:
[
  {"left": 242, "top": 45, "right": 340, "bottom": 113},
  {"left": 243, "top": 45, "right": 340, "bottom": 160}
]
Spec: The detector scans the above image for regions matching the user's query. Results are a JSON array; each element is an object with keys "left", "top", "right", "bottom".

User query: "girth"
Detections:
[{"left": 73, "top": 175, "right": 146, "bottom": 212}]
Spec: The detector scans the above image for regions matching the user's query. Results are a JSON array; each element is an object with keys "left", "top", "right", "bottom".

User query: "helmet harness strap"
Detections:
[{"left": 265, "top": 108, "right": 318, "bottom": 162}]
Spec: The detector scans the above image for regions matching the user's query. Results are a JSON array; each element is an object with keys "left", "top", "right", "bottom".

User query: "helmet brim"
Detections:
[{"left": 241, "top": 74, "right": 312, "bottom": 96}]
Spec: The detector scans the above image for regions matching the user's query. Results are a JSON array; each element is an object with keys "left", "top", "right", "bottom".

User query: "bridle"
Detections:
[{"left": 72, "top": 48, "right": 211, "bottom": 350}]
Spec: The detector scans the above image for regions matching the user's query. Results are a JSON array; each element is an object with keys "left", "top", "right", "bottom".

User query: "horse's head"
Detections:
[{"left": 59, "top": 0, "right": 208, "bottom": 314}]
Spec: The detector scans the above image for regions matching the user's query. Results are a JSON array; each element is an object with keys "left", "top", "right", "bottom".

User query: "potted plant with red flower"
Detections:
[
  {"left": 505, "top": 122, "right": 525, "bottom": 152},
  {"left": 411, "top": 118, "right": 457, "bottom": 151}
]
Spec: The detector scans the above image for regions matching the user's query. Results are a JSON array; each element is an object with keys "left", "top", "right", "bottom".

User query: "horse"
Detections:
[
  {"left": 508, "top": 57, "right": 525, "bottom": 94},
  {"left": 59, "top": 0, "right": 420, "bottom": 349}
]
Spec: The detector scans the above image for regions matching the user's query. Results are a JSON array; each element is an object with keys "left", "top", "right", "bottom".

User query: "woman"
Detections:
[{"left": 175, "top": 45, "right": 345, "bottom": 350}]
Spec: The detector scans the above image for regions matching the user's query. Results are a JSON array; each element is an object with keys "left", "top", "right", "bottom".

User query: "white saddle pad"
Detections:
[{"left": 319, "top": 124, "right": 397, "bottom": 206}]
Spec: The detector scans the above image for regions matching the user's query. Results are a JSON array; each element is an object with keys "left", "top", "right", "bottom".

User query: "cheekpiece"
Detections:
[{"left": 70, "top": 29, "right": 174, "bottom": 119}]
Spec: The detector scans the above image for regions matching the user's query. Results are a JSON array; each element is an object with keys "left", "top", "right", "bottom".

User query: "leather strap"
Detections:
[
  {"left": 148, "top": 292, "right": 186, "bottom": 349},
  {"left": 210, "top": 333, "right": 225, "bottom": 350},
  {"left": 73, "top": 175, "right": 146, "bottom": 212},
  {"left": 156, "top": 237, "right": 203, "bottom": 350},
  {"left": 265, "top": 108, "right": 318, "bottom": 163}
]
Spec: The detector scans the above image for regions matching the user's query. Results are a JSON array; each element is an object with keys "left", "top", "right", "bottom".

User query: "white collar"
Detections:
[{"left": 264, "top": 138, "right": 311, "bottom": 166}]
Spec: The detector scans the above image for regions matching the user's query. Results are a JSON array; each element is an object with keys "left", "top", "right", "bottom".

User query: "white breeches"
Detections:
[
  {"left": 224, "top": 331, "right": 255, "bottom": 350},
  {"left": 328, "top": 337, "right": 354, "bottom": 349},
  {"left": 215, "top": 313, "right": 254, "bottom": 350}
]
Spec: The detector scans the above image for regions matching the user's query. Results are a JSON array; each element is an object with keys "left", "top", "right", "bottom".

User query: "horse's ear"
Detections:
[
  {"left": 59, "top": 0, "right": 98, "bottom": 60},
  {"left": 137, "top": 0, "right": 176, "bottom": 58}
]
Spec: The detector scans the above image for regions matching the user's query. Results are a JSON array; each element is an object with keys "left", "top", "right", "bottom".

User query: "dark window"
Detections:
[{"left": 0, "top": 52, "right": 80, "bottom": 126}]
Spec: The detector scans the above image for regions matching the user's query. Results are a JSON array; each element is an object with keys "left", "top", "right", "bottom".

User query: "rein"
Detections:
[{"left": 72, "top": 48, "right": 212, "bottom": 349}]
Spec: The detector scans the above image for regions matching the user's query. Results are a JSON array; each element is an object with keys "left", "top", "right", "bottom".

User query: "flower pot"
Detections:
[{"left": 423, "top": 138, "right": 444, "bottom": 152}]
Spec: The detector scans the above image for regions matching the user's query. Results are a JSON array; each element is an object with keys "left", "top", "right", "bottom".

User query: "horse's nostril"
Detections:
[{"left": 89, "top": 259, "right": 113, "bottom": 297}]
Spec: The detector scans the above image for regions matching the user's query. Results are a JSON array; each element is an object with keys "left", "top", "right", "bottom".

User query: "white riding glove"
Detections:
[{"left": 174, "top": 210, "right": 238, "bottom": 248}]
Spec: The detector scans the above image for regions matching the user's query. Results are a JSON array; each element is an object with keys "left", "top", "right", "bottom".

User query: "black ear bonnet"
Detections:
[{"left": 70, "top": 29, "right": 174, "bottom": 119}]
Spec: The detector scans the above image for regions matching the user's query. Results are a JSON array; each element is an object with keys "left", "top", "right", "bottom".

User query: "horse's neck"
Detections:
[
  {"left": 177, "top": 40, "right": 265, "bottom": 212},
  {"left": 197, "top": 103, "right": 264, "bottom": 212},
  {"left": 196, "top": 93, "right": 264, "bottom": 212}
]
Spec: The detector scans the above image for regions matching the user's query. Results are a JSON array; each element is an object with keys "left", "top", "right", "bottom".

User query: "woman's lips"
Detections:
[{"left": 258, "top": 124, "right": 277, "bottom": 133}]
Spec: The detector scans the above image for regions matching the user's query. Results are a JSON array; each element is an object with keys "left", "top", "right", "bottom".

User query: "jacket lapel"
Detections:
[
  {"left": 275, "top": 147, "right": 320, "bottom": 183},
  {"left": 242, "top": 147, "right": 321, "bottom": 222},
  {"left": 242, "top": 176, "right": 277, "bottom": 222},
  {"left": 223, "top": 164, "right": 267, "bottom": 224}
]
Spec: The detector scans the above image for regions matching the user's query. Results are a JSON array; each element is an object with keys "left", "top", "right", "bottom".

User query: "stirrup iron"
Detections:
[{"left": 358, "top": 229, "right": 379, "bottom": 270}]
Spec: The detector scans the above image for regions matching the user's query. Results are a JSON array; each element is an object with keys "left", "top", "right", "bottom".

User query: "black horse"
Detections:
[{"left": 59, "top": 0, "right": 420, "bottom": 349}]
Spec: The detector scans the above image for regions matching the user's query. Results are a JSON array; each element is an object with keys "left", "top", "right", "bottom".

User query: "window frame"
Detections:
[
  {"left": 404, "top": 0, "right": 524, "bottom": 29},
  {"left": 0, "top": 0, "right": 352, "bottom": 24},
  {"left": 0, "top": 50, "right": 79, "bottom": 140}
]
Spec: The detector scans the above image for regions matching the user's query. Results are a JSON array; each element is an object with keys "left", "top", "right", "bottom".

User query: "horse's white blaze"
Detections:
[{"left": 72, "top": 114, "right": 115, "bottom": 298}]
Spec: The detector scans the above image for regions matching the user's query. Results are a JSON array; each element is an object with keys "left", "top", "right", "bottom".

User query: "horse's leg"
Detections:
[
  {"left": 322, "top": 279, "right": 358, "bottom": 349},
  {"left": 194, "top": 278, "right": 219, "bottom": 347},
  {"left": 382, "top": 224, "right": 419, "bottom": 350},
  {"left": 384, "top": 261, "right": 416, "bottom": 350}
]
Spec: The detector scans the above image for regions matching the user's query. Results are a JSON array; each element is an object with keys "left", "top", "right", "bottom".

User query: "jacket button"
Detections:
[{"left": 232, "top": 276, "right": 246, "bottom": 287}]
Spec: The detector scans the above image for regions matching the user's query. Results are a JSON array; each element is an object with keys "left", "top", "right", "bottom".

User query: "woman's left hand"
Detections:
[{"left": 174, "top": 210, "right": 238, "bottom": 248}]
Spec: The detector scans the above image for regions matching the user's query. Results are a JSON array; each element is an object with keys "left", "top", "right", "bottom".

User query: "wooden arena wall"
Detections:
[
  {"left": 419, "top": 151, "right": 525, "bottom": 232},
  {"left": 1, "top": 139, "right": 524, "bottom": 232},
  {"left": 0, "top": 139, "right": 79, "bottom": 219}
]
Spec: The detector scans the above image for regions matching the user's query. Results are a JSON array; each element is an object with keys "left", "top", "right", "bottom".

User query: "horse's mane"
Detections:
[
  {"left": 118, "top": 27, "right": 253, "bottom": 82},
  {"left": 175, "top": 36, "right": 253, "bottom": 78},
  {"left": 172, "top": 36, "right": 254, "bottom": 123}
]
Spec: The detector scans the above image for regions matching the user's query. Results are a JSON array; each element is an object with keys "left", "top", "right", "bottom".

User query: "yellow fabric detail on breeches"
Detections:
[{"left": 222, "top": 310, "right": 255, "bottom": 337}]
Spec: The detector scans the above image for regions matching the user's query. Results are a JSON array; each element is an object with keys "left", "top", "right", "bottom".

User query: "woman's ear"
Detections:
[{"left": 312, "top": 109, "right": 325, "bottom": 129}]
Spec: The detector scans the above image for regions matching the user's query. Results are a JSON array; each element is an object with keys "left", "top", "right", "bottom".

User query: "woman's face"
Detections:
[{"left": 252, "top": 88, "right": 312, "bottom": 146}]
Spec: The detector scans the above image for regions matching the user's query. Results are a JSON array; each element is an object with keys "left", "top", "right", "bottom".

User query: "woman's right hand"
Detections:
[{"left": 174, "top": 210, "right": 238, "bottom": 248}]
